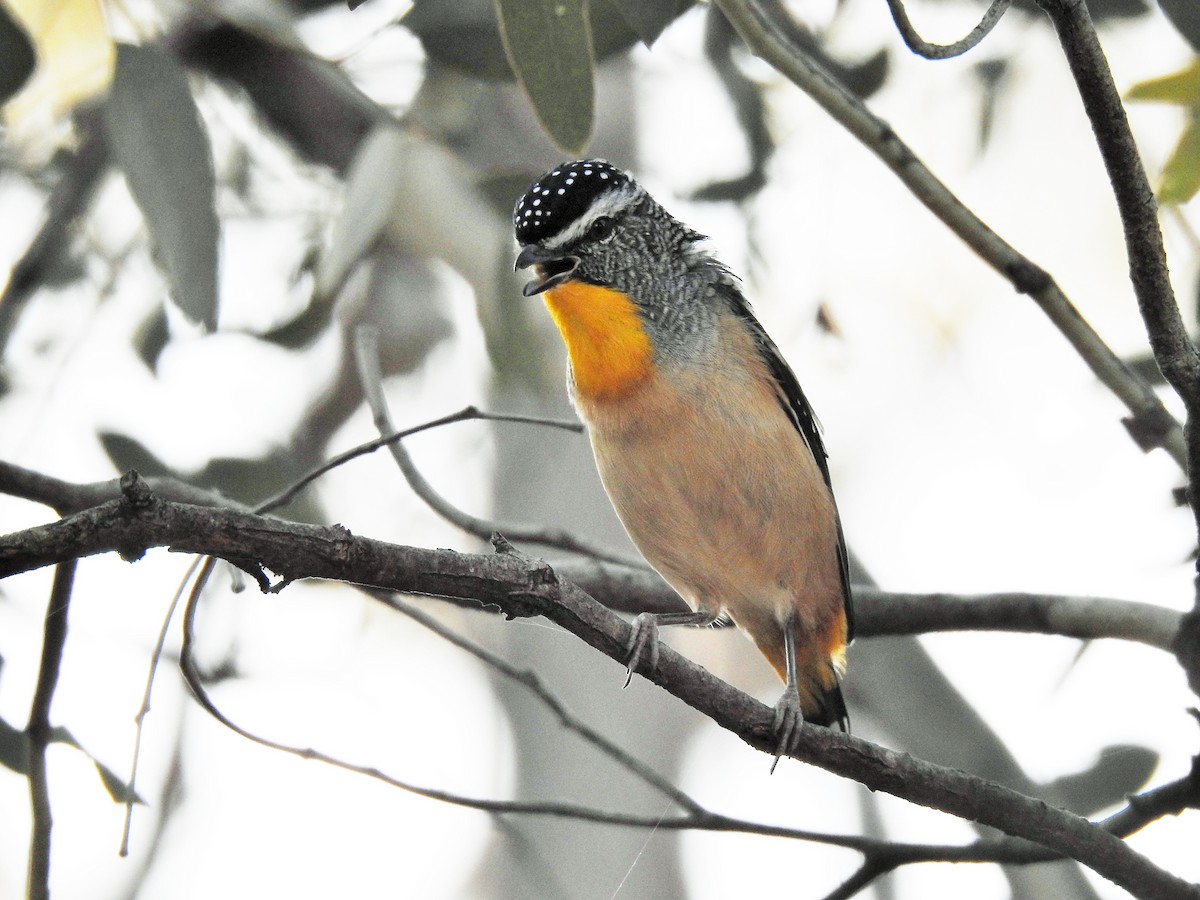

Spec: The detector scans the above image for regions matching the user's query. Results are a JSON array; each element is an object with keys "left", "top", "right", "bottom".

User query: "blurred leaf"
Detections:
[
  {"left": 341, "top": 248, "right": 453, "bottom": 378},
  {"left": 0, "top": 4, "right": 35, "bottom": 105},
  {"left": 2, "top": 0, "right": 113, "bottom": 148},
  {"left": 403, "top": 0, "right": 511, "bottom": 79},
  {"left": 1127, "top": 58, "right": 1200, "bottom": 105},
  {"left": 91, "top": 757, "right": 144, "bottom": 804},
  {"left": 261, "top": 296, "right": 334, "bottom": 349},
  {"left": 0, "top": 716, "right": 29, "bottom": 774},
  {"left": 1047, "top": 744, "right": 1157, "bottom": 816},
  {"left": 48, "top": 726, "right": 144, "bottom": 804},
  {"left": 1158, "top": 114, "right": 1200, "bottom": 204},
  {"left": 607, "top": 0, "right": 691, "bottom": 46},
  {"left": 0, "top": 720, "right": 142, "bottom": 803},
  {"left": 132, "top": 306, "right": 170, "bottom": 370},
  {"left": 838, "top": 48, "right": 889, "bottom": 100},
  {"left": 973, "top": 58, "right": 1009, "bottom": 152},
  {"left": 105, "top": 43, "right": 219, "bottom": 331},
  {"left": 315, "top": 125, "right": 407, "bottom": 301},
  {"left": 197, "top": 450, "right": 323, "bottom": 521},
  {"left": 99, "top": 432, "right": 172, "bottom": 478},
  {"left": 495, "top": 0, "right": 593, "bottom": 154},
  {"left": 406, "top": 0, "right": 644, "bottom": 81},
  {"left": 1159, "top": 0, "right": 1200, "bottom": 49}
]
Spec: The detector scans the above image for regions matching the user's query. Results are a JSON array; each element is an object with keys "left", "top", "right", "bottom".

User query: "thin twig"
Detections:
[
  {"left": 376, "top": 591, "right": 705, "bottom": 816},
  {"left": 119, "top": 555, "right": 203, "bottom": 857},
  {"left": 713, "top": 0, "right": 1187, "bottom": 468},
  {"left": 254, "top": 406, "right": 583, "bottom": 516},
  {"left": 26, "top": 560, "right": 78, "bottom": 900},
  {"left": 883, "top": 0, "right": 1012, "bottom": 60},
  {"left": 351, "top": 326, "right": 646, "bottom": 568}
]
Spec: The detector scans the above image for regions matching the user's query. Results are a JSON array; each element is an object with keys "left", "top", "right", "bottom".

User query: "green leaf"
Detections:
[
  {"left": 315, "top": 125, "right": 408, "bottom": 300},
  {"left": 1126, "top": 58, "right": 1200, "bottom": 106},
  {"left": 605, "top": 0, "right": 690, "bottom": 47},
  {"left": 495, "top": 0, "right": 593, "bottom": 154},
  {"left": 0, "top": 4, "right": 35, "bottom": 106},
  {"left": 1158, "top": 114, "right": 1200, "bottom": 204},
  {"left": 105, "top": 43, "right": 219, "bottom": 331}
]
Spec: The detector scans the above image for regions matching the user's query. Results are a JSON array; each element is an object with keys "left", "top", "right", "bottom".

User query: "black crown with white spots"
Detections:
[{"left": 513, "top": 159, "right": 630, "bottom": 245}]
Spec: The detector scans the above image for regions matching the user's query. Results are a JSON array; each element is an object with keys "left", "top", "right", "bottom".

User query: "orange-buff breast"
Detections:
[{"left": 543, "top": 281, "right": 655, "bottom": 401}]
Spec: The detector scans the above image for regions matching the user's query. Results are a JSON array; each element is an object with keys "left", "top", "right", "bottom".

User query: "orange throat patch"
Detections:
[{"left": 543, "top": 281, "right": 654, "bottom": 402}]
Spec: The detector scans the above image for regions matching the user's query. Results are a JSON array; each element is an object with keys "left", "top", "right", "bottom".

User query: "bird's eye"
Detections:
[{"left": 588, "top": 216, "right": 616, "bottom": 241}]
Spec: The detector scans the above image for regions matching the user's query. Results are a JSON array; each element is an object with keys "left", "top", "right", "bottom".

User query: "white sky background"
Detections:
[{"left": 0, "top": 0, "right": 1198, "bottom": 898}]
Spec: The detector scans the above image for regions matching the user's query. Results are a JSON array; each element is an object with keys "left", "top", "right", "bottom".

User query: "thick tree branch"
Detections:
[
  {"left": 0, "top": 462, "right": 1184, "bottom": 650},
  {"left": 0, "top": 486, "right": 1195, "bottom": 898},
  {"left": 713, "top": 0, "right": 1186, "bottom": 467}
]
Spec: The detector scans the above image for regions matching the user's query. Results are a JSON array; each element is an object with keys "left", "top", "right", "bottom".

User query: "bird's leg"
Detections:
[
  {"left": 625, "top": 610, "right": 718, "bottom": 687},
  {"left": 771, "top": 614, "right": 805, "bottom": 773}
]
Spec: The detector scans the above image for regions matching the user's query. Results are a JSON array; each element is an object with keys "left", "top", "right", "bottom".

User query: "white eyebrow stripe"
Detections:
[{"left": 540, "top": 184, "right": 642, "bottom": 250}]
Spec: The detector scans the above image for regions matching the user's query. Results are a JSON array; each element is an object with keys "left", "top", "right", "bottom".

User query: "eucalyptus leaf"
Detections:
[
  {"left": 105, "top": 43, "right": 220, "bottom": 331},
  {"left": 315, "top": 125, "right": 408, "bottom": 300},
  {"left": 495, "top": 0, "right": 593, "bottom": 154}
]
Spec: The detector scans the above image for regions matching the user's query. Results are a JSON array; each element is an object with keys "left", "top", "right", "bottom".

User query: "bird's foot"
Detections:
[
  {"left": 770, "top": 690, "right": 805, "bottom": 774},
  {"left": 624, "top": 613, "right": 660, "bottom": 687}
]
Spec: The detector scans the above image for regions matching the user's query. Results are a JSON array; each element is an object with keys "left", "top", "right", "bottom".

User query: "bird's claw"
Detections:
[
  {"left": 770, "top": 690, "right": 805, "bottom": 773},
  {"left": 624, "top": 613, "right": 660, "bottom": 687}
]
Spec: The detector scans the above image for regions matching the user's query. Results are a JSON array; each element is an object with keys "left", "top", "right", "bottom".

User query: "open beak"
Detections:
[{"left": 515, "top": 245, "right": 580, "bottom": 297}]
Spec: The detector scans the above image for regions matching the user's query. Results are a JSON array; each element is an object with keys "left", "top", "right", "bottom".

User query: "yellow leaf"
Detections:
[
  {"left": 2, "top": 0, "right": 114, "bottom": 160},
  {"left": 1158, "top": 115, "right": 1200, "bottom": 205},
  {"left": 1127, "top": 58, "right": 1200, "bottom": 108}
]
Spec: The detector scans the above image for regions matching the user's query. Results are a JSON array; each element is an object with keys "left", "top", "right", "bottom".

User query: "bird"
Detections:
[{"left": 512, "top": 159, "right": 852, "bottom": 759}]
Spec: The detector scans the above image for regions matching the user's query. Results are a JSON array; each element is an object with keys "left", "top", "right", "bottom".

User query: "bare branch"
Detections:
[
  {"left": 713, "top": 0, "right": 1187, "bottom": 467},
  {"left": 0, "top": 467, "right": 1183, "bottom": 652},
  {"left": 883, "top": 0, "right": 1012, "bottom": 60},
  {"left": 1, "top": 489, "right": 1195, "bottom": 898},
  {"left": 351, "top": 326, "right": 646, "bottom": 568},
  {"left": 26, "top": 560, "right": 78, "bottom": 900},
  {"left": 1032, "top": 0, "right": 1200, "bottom": 545},
  {"left": 558, "top": 562, "right": 1182, "bottom": 652}
]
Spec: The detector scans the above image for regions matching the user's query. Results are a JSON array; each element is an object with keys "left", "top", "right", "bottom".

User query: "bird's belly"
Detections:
[{"left": 584, "top": 370, "right": 840, "bottom": 630}]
